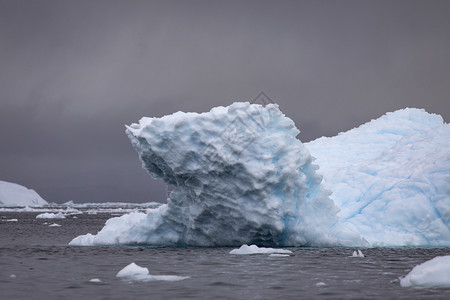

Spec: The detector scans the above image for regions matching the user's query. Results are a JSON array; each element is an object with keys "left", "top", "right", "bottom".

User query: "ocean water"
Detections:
[{"left": 1, "top": 210, "right": 450, "bottom": 299}]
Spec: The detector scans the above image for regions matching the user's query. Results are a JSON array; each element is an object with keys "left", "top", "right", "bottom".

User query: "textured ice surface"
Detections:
[
  {"left": 71, "top": 102, "right": 363, "bottom": 247},
  {"left": 116, "top": 263, "right": 189, "bottom": 282},
  {"left": 70, "top": 104, "right": 450, "bottom": 247},
  {"left": 230, "top": 244, "right": 293, "bottom": 255},
  {"left": 306, "top": 108, "right": 450, "bottom": 246},
  {"left": 400, "top": 256, "right": 450, "bottom": 288},
  {"left": 0, "top": 181, "right": 48, "bottom": 207}
]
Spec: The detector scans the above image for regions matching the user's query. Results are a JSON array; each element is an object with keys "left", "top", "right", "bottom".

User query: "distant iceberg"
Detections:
[
  {"left": 0, "top": 180, "right": 48, "bottom": 207},
  {"left": 70, "top": 103, "right": 450, "bottom": 247}
]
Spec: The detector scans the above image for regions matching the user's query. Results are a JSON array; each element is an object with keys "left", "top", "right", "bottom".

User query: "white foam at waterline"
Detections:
[
  {"left": 230, "top": 244, "right": 293, "bottom": 255},
  {"left": 400, "top": 255, "right": 450, "bottom": 288}
]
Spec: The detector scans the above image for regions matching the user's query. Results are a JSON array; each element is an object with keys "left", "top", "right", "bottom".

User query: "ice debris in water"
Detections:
[
  {"left": 70, "top": 102, "right": 364, "bottom": 247},
  {"left": 36, "top": 212, "right": 66, "bottom": 219},
  {"left": 48, "top": 223, "right": 61, "bottom": 227},
  {"left": 116, "top": 263, "right": 189, "bottom": 282},
  {"left": 400, "top": 255, "right": 450, "bottom": 288},
  {"left": 230, "top": 244, "right": 292, "bottom": 255},
  {"left": 351, "top": 250, "right": 365, "bottom": 257},
  {"left": 89, "top": 278, "right": 101, "bottom": 283},
  {"left": 5, "top": 219, "right": 18, "bottom": 222}
]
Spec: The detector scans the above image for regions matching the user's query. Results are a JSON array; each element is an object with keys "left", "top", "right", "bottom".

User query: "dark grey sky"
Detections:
[{"left": 1, "top": 0, "right": 449, "bottom": 203}]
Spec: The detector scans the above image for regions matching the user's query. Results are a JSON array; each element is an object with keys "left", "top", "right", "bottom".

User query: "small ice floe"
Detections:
[
  {"left": 351, "top": 250, "right": 365, "bottom": 257},
  {"left": 73, "top": 216, "right": 78, "bottom": 219},
  {"left": 10, "top": 274, "right": 16, "bottom": 278},
  {"left": 88, "top": 211, "right": 98, "bottom": 215},
  {"left": 89, "top": 278, "right": 102, "bottom": 283},
  {"left": 48, "top": 223, "right": 61, "bottom": 227},
  {"left": 400, "top": 255, "right": 450, "bottom": 288},
  {"left": 5, "top": 219, "right": 18, "bottom": 222},
  {"left": 229, "top": 244, "right": 292, "bottom": 255},
  {"left": 36, "top": 212, "right": 66, "bottom": 219},
  {"left": 116, "top": 263, "right": 189, "bottom": 282},
  {"left": 269, "top": 254, "right": 290, "bottom": 257},
  {"left": 315, "top": 282, "right": 326, "bottom": 287}
]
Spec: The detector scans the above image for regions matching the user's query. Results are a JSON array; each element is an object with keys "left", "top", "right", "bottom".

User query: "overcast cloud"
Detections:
[{"left": 1, "top": 0, "right": 449, "bottom": 203}]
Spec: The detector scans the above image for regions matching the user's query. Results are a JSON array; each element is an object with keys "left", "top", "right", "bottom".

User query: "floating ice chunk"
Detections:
[
  {"left": 269, "top": 254, "right": 290, "bottom": 257},
  {"left": 0, "top": 180, "right": 48, "bottom": 206},
  {"left": 10, "top": 274, "right": 16, "bottom": 278},
  {"left": 351, "top": 250, "right": 365, "bottom": 257},
  {"left": 316, "top": 282, "right": 326, "bottom": 287},
  {"left": 73, "top": 216, "right": 78, "bottom": 219},
  {"left": 5, "top": 219, "right": 18, "bottom": 222},
  {"left": 49, "top": 223, "right": 61, "bottom": 227},
  {"left": 116, "top": 263, "right": 189, "bottom": 282},
  {"left": 116, "top": 262, "right": 149, "bottom": 280},
  {"left": 230, "top": 244, "right": 292, "bottom": 255},
  {"left": 400, "top": 255, "right": 450, "bottom": 288},
  {"left": 36, "top": 212, "right": 66, "bottom": 219},
  {"left": 89, "top": 278, "right": 102, "bottom": 283}
]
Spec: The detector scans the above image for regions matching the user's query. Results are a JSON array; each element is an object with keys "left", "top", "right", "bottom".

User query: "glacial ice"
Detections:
[
  {"left": 70, "top": 102, "right": 364, "bottom": 247},
  {"left": 400, "top": 255, "right": 450, "bottom": 288},
  {"left": 0, "top": 181, "right": 48, "bottom": 207},
  {"left": 70, "top": 103, "right": 450, "bottom": 247},
  {"left": 306, "top": 108, "right": 450, "bottom": 246}
]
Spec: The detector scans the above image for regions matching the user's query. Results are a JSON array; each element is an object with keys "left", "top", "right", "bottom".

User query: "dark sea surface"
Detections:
[{"left": 1, "top": 210, "right": 450, "bottom": 299}]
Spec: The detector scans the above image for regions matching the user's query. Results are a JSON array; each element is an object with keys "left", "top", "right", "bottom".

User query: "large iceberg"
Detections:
[
  {"left": 70, "top": 102, "right": 363, "bottom": 247},
  {"left": 70, "top": 103, "right": 450, "bottom": 247},
  {"left": 0, "top": 180, "right": 48, "bottom": 207},
  {"left": 306, "top": 108, "right": 450, "bottom": 246}
]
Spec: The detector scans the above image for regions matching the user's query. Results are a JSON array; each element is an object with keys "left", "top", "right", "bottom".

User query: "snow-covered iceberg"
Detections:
[
  {"left": 306, "top": 108, "right": 450, "bottom": 246},
  {"left": 0, "top": 181, "right": 48, "bottom": 207},
  {"left": 70, "top": 102, "right": 364, "bottom": 247}
]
